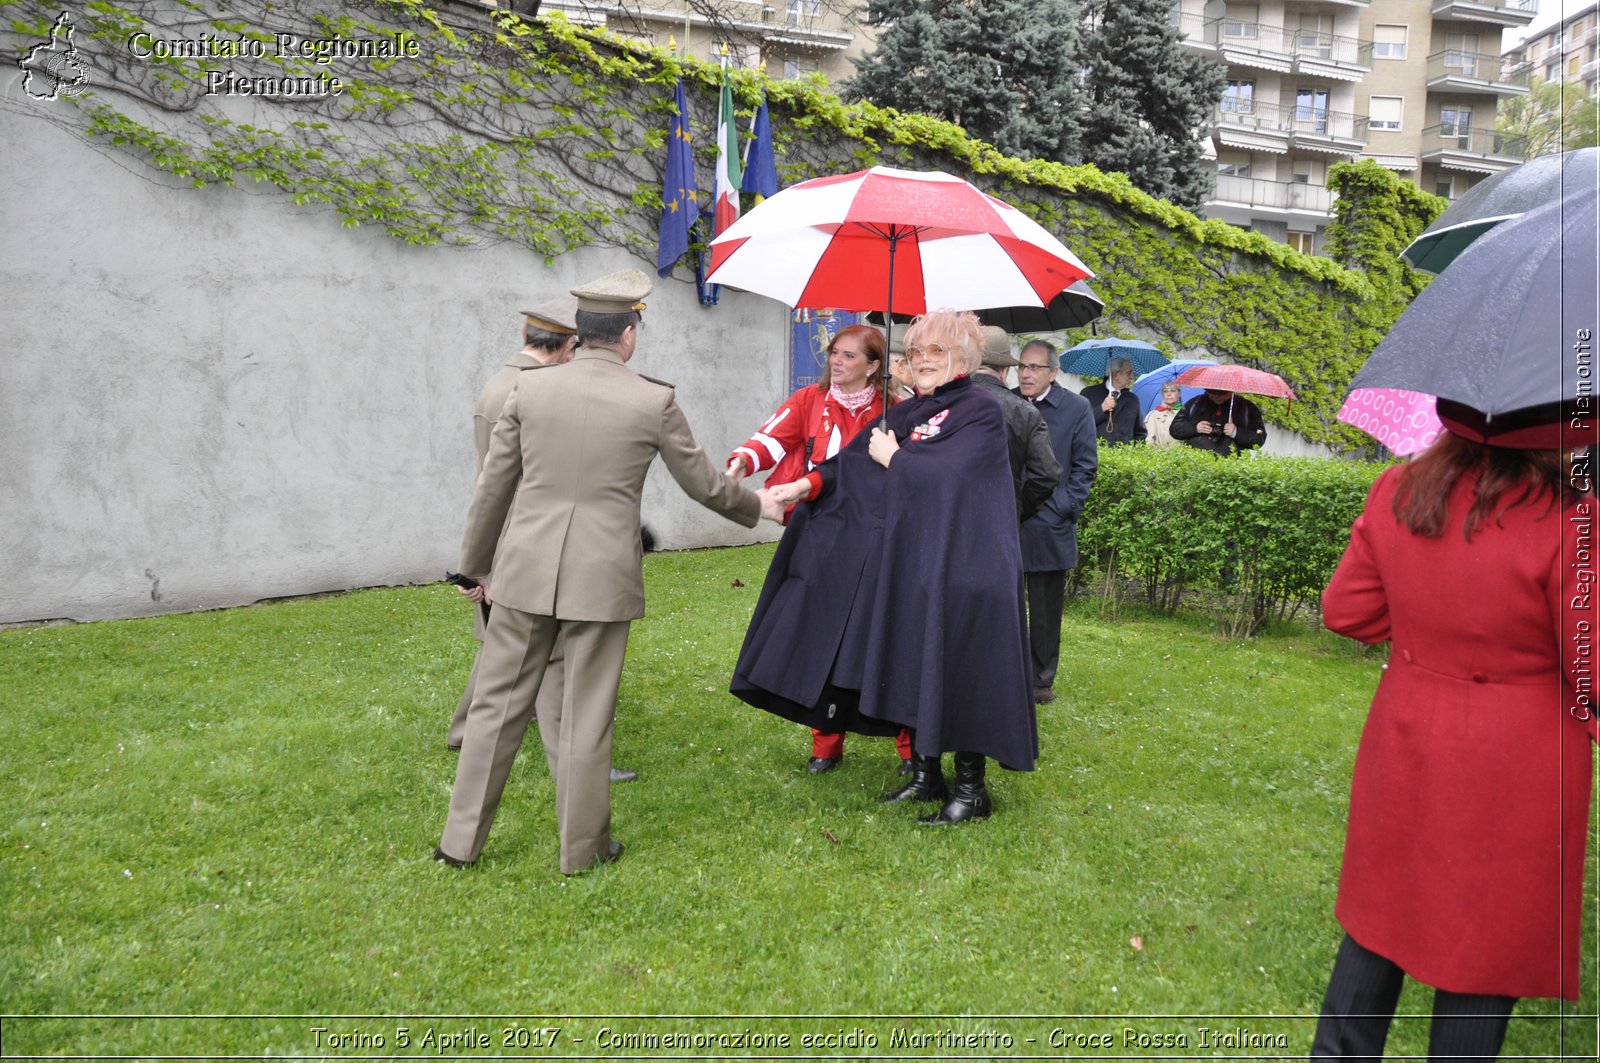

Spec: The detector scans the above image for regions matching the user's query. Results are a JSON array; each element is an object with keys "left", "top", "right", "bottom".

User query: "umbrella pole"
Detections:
[{"left": 880, "top": 229, "right": 901, "bottom": 429}]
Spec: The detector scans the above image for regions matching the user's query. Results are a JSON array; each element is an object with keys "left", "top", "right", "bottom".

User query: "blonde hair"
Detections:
[{"left": 903, "top": 310, "right": 983, "bottom": 380}]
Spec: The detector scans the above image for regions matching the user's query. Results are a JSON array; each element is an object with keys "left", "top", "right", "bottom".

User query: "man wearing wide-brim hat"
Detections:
[{"left": 436, "top": 267, "right": 782, "bottom": 873}]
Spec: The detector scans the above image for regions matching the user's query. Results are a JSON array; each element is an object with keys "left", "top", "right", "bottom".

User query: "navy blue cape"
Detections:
[{"left": 731, "top": 377, "right": 1037, "bottom": 770}]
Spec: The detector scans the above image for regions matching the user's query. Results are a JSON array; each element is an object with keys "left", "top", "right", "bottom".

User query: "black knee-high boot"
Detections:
[
  {"left": 880, "top": 751, "right": 948, "bottom": 803},
  {"left": 919, "top": 751, "right": 991, "bottom": 824}
]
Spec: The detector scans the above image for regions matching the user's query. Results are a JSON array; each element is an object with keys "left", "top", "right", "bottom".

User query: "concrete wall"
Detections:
[{"left": 0, "top": 94, "right": 786, "bottom": 625}]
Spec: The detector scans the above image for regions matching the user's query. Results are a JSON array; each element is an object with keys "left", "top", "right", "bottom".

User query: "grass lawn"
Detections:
[{"left": 1, "top": 544, "right": 1595, "bottom": 1059}]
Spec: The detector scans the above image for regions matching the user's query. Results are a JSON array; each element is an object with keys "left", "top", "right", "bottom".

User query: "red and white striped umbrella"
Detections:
[
  {"left": 1173, "top": 363, "right": 1296, "bottom": 401},
  {"left": 705, "top": 166, "right": 1092, "bottom": 316}
]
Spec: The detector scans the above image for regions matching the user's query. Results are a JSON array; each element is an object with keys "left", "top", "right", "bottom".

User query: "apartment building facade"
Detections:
[
  {"left": 1504, "top": 2, "right": 1600, "bottom": 94},
  {"left": 534, "top": 0, "right": 873, "bottom": 83},
  {"left": 1176, "top": 0, "right": 1536, "bottom": 253}
]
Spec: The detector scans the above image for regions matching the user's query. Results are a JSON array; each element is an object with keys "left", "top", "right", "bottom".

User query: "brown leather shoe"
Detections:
[{"left": 1033, "top": 686, "right": 1056, "bottom": 704}]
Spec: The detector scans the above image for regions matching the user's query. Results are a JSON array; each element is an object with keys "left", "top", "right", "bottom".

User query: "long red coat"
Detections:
[{"left": 1322, "top": 464, "right": 1596, "bottom": 1000}]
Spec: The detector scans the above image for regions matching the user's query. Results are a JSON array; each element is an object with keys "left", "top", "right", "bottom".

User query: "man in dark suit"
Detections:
[
  {"left": 1015, "top": 340, "right": 1099, "bottom": 704},
  {"left": 969, "top": 326, "right": 1061, "bottom": 522},
  {"left": 1079, "top": 355, "right": 1146, "bottom": 445},
  {"left": 436, "top": 267, "right": 782, "bottom": 872}
]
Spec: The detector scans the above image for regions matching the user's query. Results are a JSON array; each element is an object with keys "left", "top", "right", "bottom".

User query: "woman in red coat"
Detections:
[
  {"left": 1312, "top": 424, "right": 1596, "bottom": 1059},
  {"left": 727, "top": 324, "right": 910, "bottom": 774}
]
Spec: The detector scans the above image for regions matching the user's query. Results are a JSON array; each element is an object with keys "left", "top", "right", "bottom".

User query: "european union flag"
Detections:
[
  {"left": 741, "top": 97, "right": 778, "bottom": 203},
  {"left": 657, "top": 78, "right": 697, "bottom": 278}
]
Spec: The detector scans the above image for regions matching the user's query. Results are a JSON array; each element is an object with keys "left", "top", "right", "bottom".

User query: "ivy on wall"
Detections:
[{"left": 3, "top": 0, "right": 1444, "bottom": 450}]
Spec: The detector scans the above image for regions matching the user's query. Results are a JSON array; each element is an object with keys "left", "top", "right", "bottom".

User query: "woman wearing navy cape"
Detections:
[{"left": 731, "top": 310, "right": 1037, "bottom": 824}]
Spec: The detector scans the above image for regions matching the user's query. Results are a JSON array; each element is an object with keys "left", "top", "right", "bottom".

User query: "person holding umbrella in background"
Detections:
[
  {"left": 1169, "top": 387, "right": 1267, "bottom": 456},
  {"left": 1079, "top": 356, "right": 1146, "bottom": 445}
]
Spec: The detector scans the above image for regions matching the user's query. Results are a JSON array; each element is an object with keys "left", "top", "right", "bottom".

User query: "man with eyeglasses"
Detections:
[
  {"left": 970, "top": 326, "right": 1061, "bottom": 522},
  {"left": 1014, "top": 340, "right": 1099, "bottom": 705}
]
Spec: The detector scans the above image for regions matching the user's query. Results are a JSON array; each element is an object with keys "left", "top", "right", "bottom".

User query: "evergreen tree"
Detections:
[
  {"left": 845, "top": 0, "right": 1084, "bottom": 165},
  {"left": 1080, "top": 0, "right": 1226, "bottom": 210}
]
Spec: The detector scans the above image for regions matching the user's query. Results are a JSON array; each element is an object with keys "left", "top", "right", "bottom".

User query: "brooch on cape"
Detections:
[{"left": 908, "top": 408, "right": 951, "bottom": 442}]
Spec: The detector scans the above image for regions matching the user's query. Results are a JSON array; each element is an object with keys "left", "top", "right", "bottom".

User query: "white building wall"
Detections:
[{"left": 0, "top": 98, "right": 786, "bottom": 624}]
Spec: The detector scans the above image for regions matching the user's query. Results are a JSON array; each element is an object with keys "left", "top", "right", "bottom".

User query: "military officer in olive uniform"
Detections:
[
  {"left": 436, "top": 267, "right": 782, "bottom": 872},
  {"left": 444, "top": 299, "right": 641, "bottom": 784}
]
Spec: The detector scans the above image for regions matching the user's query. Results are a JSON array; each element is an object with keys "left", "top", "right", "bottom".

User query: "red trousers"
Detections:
[{"left": 812, "top": 727, "right": 912, "bottom": 760}]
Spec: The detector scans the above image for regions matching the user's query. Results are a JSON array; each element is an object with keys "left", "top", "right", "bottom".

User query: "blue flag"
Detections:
[
  {"left": 741, "top": 97, "right": 778, "bottom": 202},
  {"left": 657, "top": 78, "right": 697, "bottom": 278}
]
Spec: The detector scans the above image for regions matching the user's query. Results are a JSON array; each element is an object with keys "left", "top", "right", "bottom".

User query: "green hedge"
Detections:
[{"left": 1076, "top": 445, "right": 1388, "bottom": 636}]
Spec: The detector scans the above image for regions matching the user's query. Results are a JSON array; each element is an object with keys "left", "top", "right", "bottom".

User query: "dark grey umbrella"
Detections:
[
  {"left": 865, "top": 279, "right": 1104, "bottom": 332},
  {"left": 1353, "top": 187, "right": 1597, "bottom": 426},
  {"left": 977, "top": 279, "right": 1104, "bottom": 332},
  {"left": 1402, "top": 147, "right": 1599, "bottom": 274}
]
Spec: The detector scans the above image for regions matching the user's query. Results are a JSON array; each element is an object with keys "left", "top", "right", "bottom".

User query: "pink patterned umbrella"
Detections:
[
  {"left": 1337, "top": 387, "right": 1444, "bottom": 456},
  {"left": 1172, "top": 364, "right": 1295, "bottom": 401}
]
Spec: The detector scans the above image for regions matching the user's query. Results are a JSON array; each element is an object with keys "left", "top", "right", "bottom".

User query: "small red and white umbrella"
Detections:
[
  {"left": 1336, "top": 387, "right": 1443, "bottom": 456},
  {"left": 705, "top": 166, "right": 1092, "bottom": 316},
  {"left": 1173, "top": 364, "right": 1296, "bottom": 402}
]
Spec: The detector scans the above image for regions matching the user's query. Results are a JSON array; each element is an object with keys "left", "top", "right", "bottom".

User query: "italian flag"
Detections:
[{"left": 713, "top": 67, "right": 742, "bottom": 239}]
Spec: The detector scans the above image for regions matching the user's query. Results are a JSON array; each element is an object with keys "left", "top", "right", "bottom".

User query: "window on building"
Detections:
[
  {"left": 1297, "top": 14, "right": 1332, "bottom": 58},
  {"left": 1222, "top": 79, "right": 1256, "bottom": 113},
  {"left": 1373, "top": 25, "right": 1407, "bottom": 60},
  {"left": 1570, "top": 54, "right": 1584, "bottom": 78},
  {"left": 1369, "top": 95, "right": 1403, "bottom": 131},
  {"left": 1291, "top": 158, "right": 1321, "bottom": 184},
  {"left": 1439, "top": 106, "right": 1472, "bottom": 138},
  {"left": 1224, "top": 3, "right": 1259, "bottom": 38},
  {"left": 1287, "top": 231, "right": 1315, "bottom": 254},
  {"left": 1217, "top": 160, "right": 1253, "bottom": 178},
  {"left": 1435, "top": 178, "right": 1454, "bottom": 199},
  {"left": 786, "top": 0, "right": 821, "bottom": 24},
  {"left": 1296, "top": 88, "right": 1330, "bottom": 132},
  {"left": 1444, "top": 32, "right": 1481, "bottom": 77},
  {"left": 784, "top": 59, "right": 804, "bottom": 79}
]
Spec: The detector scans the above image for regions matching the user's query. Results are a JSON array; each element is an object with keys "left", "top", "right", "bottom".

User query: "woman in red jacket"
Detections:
[
  {"left": 728, "top": 324, "right": 910, "bottom": 774},
  {"left": 1312, "top": 418, "right": 1595, "bottom": 1059}
]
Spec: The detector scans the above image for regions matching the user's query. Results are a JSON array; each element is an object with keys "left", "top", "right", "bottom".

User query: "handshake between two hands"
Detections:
[{"left": 733, "top": 428, "right": 901, "bottom": 524}]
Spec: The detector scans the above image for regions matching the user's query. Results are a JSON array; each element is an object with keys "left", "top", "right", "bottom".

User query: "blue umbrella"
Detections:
[
  {"left": 1132, "top": 358, "right": 1218, "bottom": 417},
  {"left": 1062, "top": 337, "right": 1169, "bottom": 378}
]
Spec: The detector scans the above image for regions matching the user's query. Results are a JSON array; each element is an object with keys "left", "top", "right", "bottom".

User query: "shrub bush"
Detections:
[{"left": 1077, "top": 445, "right": 1388, "bottom": 636}]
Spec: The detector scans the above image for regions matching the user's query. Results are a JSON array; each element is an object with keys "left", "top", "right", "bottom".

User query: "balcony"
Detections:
[
  {"left": 1430, "top": 0, "right": 1537, "bottom": 29},
  {"left": 1420, "top": 124, "right": 1529, "bottom": 173},
  {"left": 1174, "top": 14, "right": 1371, "bottom": 81},
  {"left": 1214, "top": 100, "right": 1368, "bottom": 157},
  {"left": 1210, "top": 174, "right": 1336, "bottom": 220},
  {"left": 1426, "top": 50, "right": 1532, "bottom": 95}
]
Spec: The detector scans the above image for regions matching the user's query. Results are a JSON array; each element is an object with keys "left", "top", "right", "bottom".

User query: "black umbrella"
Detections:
[
  {"left": 977, "top": 279, "right": 1104, "bottom": 332},
  {"left": 1353, "top": 187, "right": 1598, "bottom": 444},
  {"left": 1402, "top": 147, "right": 1599, "bottom": 274},
  {"left": 865, "top": 279, "right": 1103, "bottom": 332}
]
